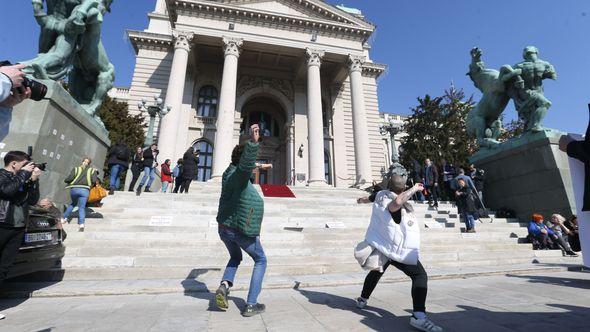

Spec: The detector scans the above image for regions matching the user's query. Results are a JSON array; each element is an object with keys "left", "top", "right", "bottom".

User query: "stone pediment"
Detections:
[
  {"left": 166, "top": 0, "right": 374, "bottom": 39},
  {"left": 221, "top": 0, "right": 372, "bottom": 28}
]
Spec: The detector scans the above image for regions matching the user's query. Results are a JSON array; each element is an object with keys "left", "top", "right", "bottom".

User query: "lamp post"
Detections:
[{"left": 138, "top": 95, "right": 170, "bottom": 148}]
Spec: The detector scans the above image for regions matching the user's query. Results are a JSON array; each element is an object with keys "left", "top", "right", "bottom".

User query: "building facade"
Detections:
[{"left": 125, "top": 0, "right": 387, "bottom": 187}]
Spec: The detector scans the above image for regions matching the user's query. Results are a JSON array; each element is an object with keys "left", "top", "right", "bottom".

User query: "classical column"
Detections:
[
  {"left": 210, "top": 37, "right": 243, "bottom": 180},
  {"left": 285, "top": 123, "right": 295, "bottom": 185},
  {"left": 348, "top": 55, "right": 372, "bottom": 186},
  {"left": 305, "top": 48, "right": 326, "bottom": 186},
  {"left": 159, "top": 31, "right": 194, "bottom": 165}
]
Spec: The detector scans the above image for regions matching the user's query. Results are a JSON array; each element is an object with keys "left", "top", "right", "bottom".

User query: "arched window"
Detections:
[
  {"left": 196, "top": 86, "right": 218, "bottom": 117},
  {"left": 192, "top": 140, "right": 213, "bottom": 182},
  {"left": 324, "top": 150, "right": 332, "bottom": 185}
]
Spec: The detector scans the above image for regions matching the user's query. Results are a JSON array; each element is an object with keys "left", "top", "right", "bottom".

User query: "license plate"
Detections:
[{"left": 25, "top": 232, "right": 53, "bottom": 243}]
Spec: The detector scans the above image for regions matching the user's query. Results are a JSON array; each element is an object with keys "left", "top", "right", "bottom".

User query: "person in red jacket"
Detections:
[{"left": 160, "top": 159, "right": 173, "bottom": 193}]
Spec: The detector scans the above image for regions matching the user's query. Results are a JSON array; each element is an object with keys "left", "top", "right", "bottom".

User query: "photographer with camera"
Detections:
[
  {"left": 0, "top": 64, "right": 32, "bottom": 141},
  {"left": 0, "top": 151, "right": 41, "bottom": 319}
]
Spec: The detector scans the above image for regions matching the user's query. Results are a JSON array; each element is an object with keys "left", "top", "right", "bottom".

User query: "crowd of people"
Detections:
[
  {"left": 104, "top": 142, "right": 201, "bottom": 196},
  {"left": 527, "top": 213, "right": 580, "bottom": 256}
]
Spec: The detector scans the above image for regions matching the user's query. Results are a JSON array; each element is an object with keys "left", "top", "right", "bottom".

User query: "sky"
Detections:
[{"left": 0, "top": 0, "right": 588, "bottom": 134}]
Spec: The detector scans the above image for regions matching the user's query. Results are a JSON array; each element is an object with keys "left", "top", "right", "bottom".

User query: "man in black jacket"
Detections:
[
  {"left": 469, "top": 164, "right": 485, "bottom": 205},
  {"left": 136, "top": 144, "right": 158, "bottom": 196},
  {"left": 0, "top": 151, "right": 41, "bottom": 297},
  {"left": 423, "top": 159, "right": 439, "bottom": 208},
  {"left": 107, "top": 141, "right": 131, "bottom": 195}
]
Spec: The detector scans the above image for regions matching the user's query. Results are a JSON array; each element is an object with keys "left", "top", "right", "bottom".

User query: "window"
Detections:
[
  {"left": 324, "top": 150, "right": 332, "bottom": 185},
  {"left": 193, "top": 140, "right": 213, "bottom": 182},
  {"left": 245, "top": 111, "right": 280, "bottom": 137},
  {"left": 196, "top": 86, "right": 218, "bottom": 117}
]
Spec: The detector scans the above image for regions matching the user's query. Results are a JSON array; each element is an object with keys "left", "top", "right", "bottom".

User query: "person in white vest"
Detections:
[{"left": 356, "top": 175, "right": 443, "bottom": 332}]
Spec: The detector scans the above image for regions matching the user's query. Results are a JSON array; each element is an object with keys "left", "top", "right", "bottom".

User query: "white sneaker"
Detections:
[
  {"left": 355, "top": 297, "right": 367, "bottom": 309},
  {"left": 0, "top": 313, "right": 5, "bottom": 320},
  {"left": 410, "top": 316, "right": 443, "bottom": 332},
  {"left": 78, "top": 225, "right": 85, "bottom": 232},
  {"left": 61, "top": 218, "right": 67, "bottom": 224}
]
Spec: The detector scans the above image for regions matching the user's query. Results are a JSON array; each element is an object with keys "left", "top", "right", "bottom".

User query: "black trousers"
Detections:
[
  {"left": 0, "top": 228, "right": 25, "bottom": 282},
  {"left": 128, "top": 168, "right": 141, "bottom": 191},
  {"left": 361, "top": 259, "right": 428, "bottom": 313},
  {"left": 179, "top": 179, "right": 192, "bottom": 194},
  {"left": 173, "top": 177, "right": 183, "bottom": 193}
]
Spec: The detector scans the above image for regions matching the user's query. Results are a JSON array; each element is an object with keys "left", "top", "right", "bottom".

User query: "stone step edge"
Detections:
[{"left": 0, "top": 265, "right": 582, "bottom": 299}]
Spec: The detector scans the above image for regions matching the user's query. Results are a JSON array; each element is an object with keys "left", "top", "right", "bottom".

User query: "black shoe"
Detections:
[
  {"left": 566, "top": 251, "right": 579, "bottom": 257},
  {"left": 136, "top": 187, "right": 142, "bottom": 196},
  {"left": 144, "top": 188, "right": 152, "bottom": 193},
  {"left": 108, "top": 189, "right": 115, "bottom": 195},
  {"left": 215, "top": 284, "right": 229, "bottom": 310},
  {"left": 242, "top": 303, "right": 265, "bottom": 317}
]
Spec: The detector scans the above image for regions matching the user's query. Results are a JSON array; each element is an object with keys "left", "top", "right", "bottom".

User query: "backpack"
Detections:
[{"left": 172, "top": 165, "right": 180, "bottom": 178}]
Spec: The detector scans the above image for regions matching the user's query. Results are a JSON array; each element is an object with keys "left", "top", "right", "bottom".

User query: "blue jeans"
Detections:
[
  {"left": 219, "top": 227, "right": 267, "bottom": 305},
  {"left": 463, "top": 213, "right": 476, "bottom": 230},
  {"left": 161, "top": 181, "right": 170, "bottom": 193},
  {"left": 109, "top": 164, "right": 124, "bottom": 190},
  {"left": 63, "top": 187, "right": 90, "bottom": 225},
  {"left": 139, "top": 166, "right": 156, "bottom": 188}
]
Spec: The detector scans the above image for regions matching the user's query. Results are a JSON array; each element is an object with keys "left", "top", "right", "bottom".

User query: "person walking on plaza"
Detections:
[
  {"left": 172, "top": 159, "right": 183, "bottom": 193},
  {"left": 0, "top": 151, "right": 41, "bottom": 320},
  {"left": 423, "top": 159, "right": 439, "bottom": 208},
  {"left": 440, "top": 159, "right": 455, "bottom": 201},
  {"left": 469, "top": 164, "right": 485, "bottom": 204},
  {"left": 179, "top": 147, "right": 199, "bottom": 194},
  {"left": 160, "top": 159, "right": 173, "bottom": 193},
  {"left": 455, "top": 178, "right": 478, "bottom": 233},
  {"left": 215, "top": 124, "right": 267, "bottom": 317},
  {"left": 355, "top": 175, "right": 443, "bottom": 332},
  {"left": 136, "top": 144, "right": 158, "bottom": 196},
  {"left": 63, "top": 157, "right": 99, "bottom": 232},
  {"left": 128, "top": 146, "right": 144, "bottom": 192},
  {"left": 106, "top": 141, "right": 131, "bottom": 195}
]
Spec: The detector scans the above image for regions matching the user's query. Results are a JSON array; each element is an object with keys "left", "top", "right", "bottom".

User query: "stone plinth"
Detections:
[
  {"left": 1, "top": 80, "right": 110, "bottom": 205},
  {"left": 471, "top": 131, "right": 576, "bottom": 220}
]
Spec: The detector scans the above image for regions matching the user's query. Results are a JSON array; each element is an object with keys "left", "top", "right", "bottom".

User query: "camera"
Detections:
[
  {"left": 0, "top": 61, "right": 48, "bottom": 101},
  {"left": 26, "top": 161, "right": 47, "bottom": 172}
]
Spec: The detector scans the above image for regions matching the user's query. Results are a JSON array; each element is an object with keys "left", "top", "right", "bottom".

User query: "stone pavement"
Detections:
[{"left": 0, "top": 270, "right": 589, "bottom": 332}]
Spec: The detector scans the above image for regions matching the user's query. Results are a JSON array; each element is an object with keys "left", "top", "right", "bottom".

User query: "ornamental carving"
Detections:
[
  {"left": 306, "top": 48, "right": 325, "bottom": 67},
  {"left": 348, "top": 54, "right": 365, "bottom": 73},
  {"left": 222, "top": 37, "right": 243, "bottom": 57},
  {"left": 172, "top": 30, "right": 194, "bottom": 51},
  {"left": 237, "top": 75, "right": 294, "bottom": 100}
]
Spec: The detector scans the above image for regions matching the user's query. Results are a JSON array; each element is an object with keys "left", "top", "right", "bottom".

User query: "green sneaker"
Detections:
[
  {"left": 215, "top": 284, "right": 229, "bottom": 310},
  {"left": 242, "top": 303, "right": 265, "bottom": 317}
]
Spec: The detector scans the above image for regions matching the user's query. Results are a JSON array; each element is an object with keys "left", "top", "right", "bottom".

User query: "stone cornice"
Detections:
[
  {"left": 362, "top": 62, "right": 387, "bottom": 78},
  {"left": 165, "top": 0, "right": 374, "bottom": 42},
  {"left": 127, "top": 30, "right": 173, "bottom": 53}
]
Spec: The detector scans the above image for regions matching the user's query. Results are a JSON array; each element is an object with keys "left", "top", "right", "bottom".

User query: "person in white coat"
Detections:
[
  {"left": 356, "top": 175, "right": 443, "bottom": 332},
  {"left": 0, "top": 63, "right": 31, "bottom": 141}
]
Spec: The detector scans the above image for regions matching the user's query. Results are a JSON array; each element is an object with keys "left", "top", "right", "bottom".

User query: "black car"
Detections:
[{"left": 7, "top": 207, "right": 66, "bottom": 279}]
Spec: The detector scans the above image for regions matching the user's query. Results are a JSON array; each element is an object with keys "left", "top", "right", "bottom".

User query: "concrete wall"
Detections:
[{"left": 1, "top": 80, "right": 110, "bottom": 205}]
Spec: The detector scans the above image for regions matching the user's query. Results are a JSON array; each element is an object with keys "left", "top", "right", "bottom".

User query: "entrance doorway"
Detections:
[{"left": 241, "top": 96, "right": 287, "bottom": 185}]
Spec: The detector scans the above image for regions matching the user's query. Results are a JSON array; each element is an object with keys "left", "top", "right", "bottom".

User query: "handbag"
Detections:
[{"left": 88, "top": 183, "right": 108, "bottom": 203}]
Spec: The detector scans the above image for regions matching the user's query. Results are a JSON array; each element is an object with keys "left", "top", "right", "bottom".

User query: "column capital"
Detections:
[
  {"left": 172, "top": 30, "right": 195, "bottom": 51},
  {"left": 306, "top": 48, "right": 325, "bottom": 67},
  {"left": 222, "top": 37, "right": 243, "bottom": 58},
  {"left": 348, "top": 54, "right": 365, "bottom": 73}
]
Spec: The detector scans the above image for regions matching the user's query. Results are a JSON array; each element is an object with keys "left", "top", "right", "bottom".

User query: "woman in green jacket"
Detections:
[{"left": 215, "top": 124, "right": 267, "bottom": 317}]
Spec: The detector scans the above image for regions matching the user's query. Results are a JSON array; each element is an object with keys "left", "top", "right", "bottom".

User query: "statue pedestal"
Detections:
[
  {"left": 1, "top": 80, "right": 110, "bottom": 205},
  {"left": 471, "top": 131, "right": 576, "bottom": 220}
]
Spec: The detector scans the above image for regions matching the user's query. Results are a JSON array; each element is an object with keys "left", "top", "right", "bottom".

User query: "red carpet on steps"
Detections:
[{"left": 259, "top": 184, "right": 296, "bottom": 198}]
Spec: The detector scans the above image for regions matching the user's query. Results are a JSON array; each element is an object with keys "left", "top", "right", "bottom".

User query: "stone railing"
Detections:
[{"left": 194, "top": 116, "right": 217, "bottom": 126}]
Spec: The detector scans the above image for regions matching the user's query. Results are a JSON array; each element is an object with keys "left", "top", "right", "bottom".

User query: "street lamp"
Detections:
[
  {"left": 379, "top": 118, "right": 403, "bottom": 163},
  {"left": 138, "top": 95, "right": 170, "bottom": 147}
]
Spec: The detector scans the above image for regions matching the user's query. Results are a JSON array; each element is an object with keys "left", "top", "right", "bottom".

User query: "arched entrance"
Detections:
[{"left": 240, "top": 96, "right": 288, "bottom": 185}]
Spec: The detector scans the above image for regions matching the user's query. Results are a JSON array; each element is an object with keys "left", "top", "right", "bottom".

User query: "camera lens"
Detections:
[{"left": 23, "top": 77, "right": 48, "bottom": 101}]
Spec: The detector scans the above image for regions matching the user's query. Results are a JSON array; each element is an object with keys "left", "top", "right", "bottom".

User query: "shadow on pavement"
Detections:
[
  {"left": 180, "top": 268, "right": 246, "bottom": 312},
  {"left": 506, "top": 273, "right": 590, "bottom": 290}
]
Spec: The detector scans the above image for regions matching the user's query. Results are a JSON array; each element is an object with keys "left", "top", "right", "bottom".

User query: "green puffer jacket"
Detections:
[{"left": 216, "top": 141, "right": 264, "bottom": 237}]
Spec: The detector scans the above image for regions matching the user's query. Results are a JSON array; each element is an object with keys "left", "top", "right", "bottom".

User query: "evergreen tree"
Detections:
[
  {"left": 400, "top": 86, "right": 476, "bottom": 170},
  {"left": 97, "top": 96, "right": 146, "bottom": 184}
]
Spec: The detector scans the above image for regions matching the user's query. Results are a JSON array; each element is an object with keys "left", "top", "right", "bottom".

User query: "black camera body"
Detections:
[{"left": 0, "top": 61, "right": 48, "bottom": 101}]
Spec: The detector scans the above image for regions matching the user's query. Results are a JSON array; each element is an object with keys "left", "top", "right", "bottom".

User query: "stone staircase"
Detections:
[{"left": 4, "top": 182, "right": 582, "bottom": 297}]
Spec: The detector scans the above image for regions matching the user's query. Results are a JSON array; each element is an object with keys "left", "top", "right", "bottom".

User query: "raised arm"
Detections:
[{"left": 388, "top": 183, "right": 423, "bottom": 213}]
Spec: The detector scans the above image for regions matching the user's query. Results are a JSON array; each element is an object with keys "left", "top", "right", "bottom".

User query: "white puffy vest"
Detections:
[{"left": 365, "top": 190, "right": 420, "bottom": 265}]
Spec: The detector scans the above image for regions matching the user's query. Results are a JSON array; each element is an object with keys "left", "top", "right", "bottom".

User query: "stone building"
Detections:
[{"left": 124, "top": 0, "right": 387, "bottom": 187}]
